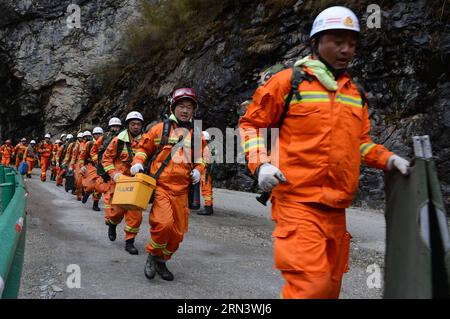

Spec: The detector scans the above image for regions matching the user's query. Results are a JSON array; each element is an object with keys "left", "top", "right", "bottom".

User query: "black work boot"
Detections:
[
  {"left": 82, "top": 192, "right": 91, "bottom": 204},
  {"left": 144, "top": 254, "right": 157, "bottom": 280},
  {"left": 108, "top": 222, "right": 117, "bottom": 241},
  {"left": 155, "top": 260, "right": 174, "bottom": 281},
  {"left": 92, "top": 200, "right": 100, "bottom": 211},
  {"left": 197, "top": 205, "right": 213, "bottom": 216},
  {"left": 125, "top": 238, "right": 139, "bottom": 255}
]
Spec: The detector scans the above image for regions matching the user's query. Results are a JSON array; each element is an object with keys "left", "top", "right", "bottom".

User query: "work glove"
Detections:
[
  {"left": 387, "top": 154, "right": 410, "bottom": 175},
  {"left": 130, "top": 163, "right": 144, "bottom": 175},
  {"left": 257, "top": 163, "right": 287, "bottom": 192},
  {"left": 80, "top": 166, "right": 87, "bottom": 175},
  {"left": 113, "top": 173, "right": 121, "bottom": 182},
  {"left": 190, "top": 169, "right": 201, "bottom": 184}
]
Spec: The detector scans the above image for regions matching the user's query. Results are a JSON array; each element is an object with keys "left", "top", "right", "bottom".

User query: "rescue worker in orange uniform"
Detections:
[
  {"left": 80, "top": 127, "right": 104, "bottom": 211},
  {"left": 70, "top": 132, "right": 86, "bottom": 200},
  {"left": 239, "top": 6, "right": 410, "bottom": 299},
  {"left": 91, "top": 117, "right": 123, "bottom": 223},
  {"left": 38, "top": 134, "right": 53, "bottom": 182},
  {"left": 50, "top": 139, "right": 62, "bottom": 181},
  {"left": 197, "top": 131, "right": 214, "bottom": 216},
  {"left": 130, "top": 88, "right": 206, "bottom": 281},
  {"left": 14, "top": 138, "right": 28, "bottom": 168},
  {"left": 102, "top": 112, "right": 144, "bottom": 255},
  {"left": 0, "top": 139, "right": 14, "bottom": 166},
  {"left": 57, "top": 134, "right": 75, "bottom": 187},
  {"left": 23, "top": 140, "right": 38, "bottom": 178}
]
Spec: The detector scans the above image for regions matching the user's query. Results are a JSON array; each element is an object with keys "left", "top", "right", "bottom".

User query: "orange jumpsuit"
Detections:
[
  {"left": 38, "top": 141, "right": 53, "bottom": 181},
  {"left": 0, "top": 144, "right": 13, "bottom": 166},
  {"left": 201, "top": 145, "right": 213, "bottom": 207},
  {"left": 102, "top": 130, "right": 143, "bottom": 240},
  {"left": 59, "top": 142, "right": 76, "bottom": 186},
  {"left": 79, "top": 139, "right": 101, "bottom": 202},
  {"left": 239, "top": 64, "right": 393, "bottom": 299},
  {"left": 91, "top": 133, "right": 119, "bottom": 222},
  {"left": 132, "top": 117, "right": 206, "bottom": 261},
  {"left": 50, "top": 144, "right": 60, "bottom": 180},
  {"left": 70, "top": 140, "right": 85, "bottom": 200},
  {"left": 23, "top": 145, "right": 38, "bottom": 175},
  {"left": 14, "top": 143, "right": 28, "bottom": 168}
]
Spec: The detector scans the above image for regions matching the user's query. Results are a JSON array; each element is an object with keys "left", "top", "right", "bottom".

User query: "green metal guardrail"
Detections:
[{"left": 0, "top": 165, "right": 27, "bottom": 299}]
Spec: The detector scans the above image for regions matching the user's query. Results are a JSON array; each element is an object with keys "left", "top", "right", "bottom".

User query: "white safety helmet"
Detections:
[
  {"left": 77, "top": 132, "right": 84, "bottom": 138},
  {"left": 108, "top": 117, "right": 122, "bottom": 127},
  {"left": 310, "top": 6, "right": 360, "bottom": 39},
  {"left": 66, "top": 134, "right": 74, "bottom": 140},
  {"left": 125, "top": 111, "right": 144, "bottom": 123},
  {"left": 60, "top": 133, "right": 67, "bottom": 139},
  {"left": 21, "top": 138, "right": 27, "bottom": 142},
  {"left": 93, "top": 127, "right": 104, "bottom": 134},
  {"left": 202, "top": 131, "right": 211, "bottom": 141},
  {"left": 44, "top": 133, "right": 51, "bottom": 139},
  {"left": 55, "top": 139, "right": 62, "bottom": 144},
  {"left": 30, "top": 140, "right": 36, "bottom": 144},
  {"left": 83, "top": 130, "right": 92, "bottom": 137}
]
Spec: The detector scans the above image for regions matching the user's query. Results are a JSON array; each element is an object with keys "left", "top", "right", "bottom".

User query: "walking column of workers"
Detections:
[
  {"left": 0, "top": 88, "right": 215, "bottom": 282},
  {"left": 0, "top": 6, "right": 413, "bottom": 298}
]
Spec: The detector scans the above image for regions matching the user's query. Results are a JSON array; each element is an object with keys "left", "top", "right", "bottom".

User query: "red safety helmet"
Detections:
[{"left": 170, "top": 88, "right": 198, "bottom": 112}]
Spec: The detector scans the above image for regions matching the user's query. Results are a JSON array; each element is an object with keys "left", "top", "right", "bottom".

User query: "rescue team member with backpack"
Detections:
[
  {"left": 50, "top": 139, "right": 62, "bottom": 181},
  {"left": 14, "top": 138, "right": 28, "bottom": 168},
  {"left": 60, "top": 134, "right": 78, "bottom": 188},
  {"left": 197, "top": 131, "right": 214, "bottom": 216},
  {"left": 130, "top": 88, "right": 206, "bottom": 281},
  {"left": 38, "top": 134, "right": 53, "bottom": 182},
  {"left": 23, "top": 140, "right": 38, "bottom": 178},
  {"left": 56, "top": 134, "right": 74, "bottom": 186},
  {"left": 70, "top": 132, "right": 87, "bottom": 200},
  {"left": 91, "top": 117, "right": 123, "bottom": 223},
  {"left": 102, "top": 112, "right": 144, "bottom": 255},
  {"left": 239, "top": 6, "right": 410, "bottom": 299},
  {"left": 1, "top": 139, "right": 14, "bottom": 166},
  {"left": 80, "top": 127, "right": 104, "bottom": 211}
]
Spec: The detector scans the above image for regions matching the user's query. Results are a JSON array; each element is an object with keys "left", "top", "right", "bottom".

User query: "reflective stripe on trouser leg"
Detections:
[
  {"left": 271, "top": 199, "right": 348, "bottom": 299},
  {"left": 147, "top": 188, "right": 189, "bottom": 260},
  {"left": 103, "top": 183, "right": 115, "bottom": 223},
  {"left": 124, "top": 210, "right": 143, "bottom": 241}
]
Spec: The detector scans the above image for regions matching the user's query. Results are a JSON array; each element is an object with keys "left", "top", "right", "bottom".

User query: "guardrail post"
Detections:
[
  {"left": 0, "top": 165, "right": 5, "bottom": 183},
  {"left": 0, "top": 183, "right": 14, "bottom": 214}
]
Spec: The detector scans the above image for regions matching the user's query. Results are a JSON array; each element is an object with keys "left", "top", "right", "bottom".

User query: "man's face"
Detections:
[
  {"left": 316, "top": 30, "right": 357, "bottom": 69},
  {"left": 128, "top": 120, "right": 143, "bottom": 136},
  {"left": 174, "top": 99, "right": 195, "bottom": 122},
  {"left": 78, "top": 138, "right": 83, "bottom": 142},
  {"left": 110, "top": 125, "right": 121, "bottom": 133},
  {"left": 45, "top": 138, "right": 50, "bottom": 143},
  {"left": 93, "top": 133, "right": 102, "bottom": 141}
]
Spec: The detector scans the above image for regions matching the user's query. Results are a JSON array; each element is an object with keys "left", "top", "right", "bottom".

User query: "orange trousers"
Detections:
[
  {"left": 40, "top": 156, "right": 50, "bottom": 181},
  {"left": 82, "top": 164, "right": 101, "bottom": 201},
  {"left": 271, "top": 199, "right": 351, "bottom": 299},
  {"left": 147, "top": 187, "right": 189, "bottom": 261},
  {"left": 74, "top": 163, "right": 83, "bottom": 200},
  {"left": 96, "top": 178, "right": 113, "bottom": 223},
  {"left": 26, "top": 157, "right": 34, "bottom": 174},
  {"left": 15, "top": 156, "right": 24, "bottom": 168},
  {"left": 106, "top": 181, "right": 142, "bottom": 240},
  {"left": 56, "top": 166, "right": 65, "bottom": 186},
  {"left": 201, "top": 172, "right": 213, "bottom": 206},
  {"left": 1, "top": 156, "right": 11, "bottom": 166}
]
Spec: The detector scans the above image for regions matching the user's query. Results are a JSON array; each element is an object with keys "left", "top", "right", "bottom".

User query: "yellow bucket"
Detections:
[{"left": 112, "top": 173, "right": 156, "bottom": 210}]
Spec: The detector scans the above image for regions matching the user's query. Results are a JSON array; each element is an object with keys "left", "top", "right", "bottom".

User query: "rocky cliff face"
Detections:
[
  {"left": 1, "top": 0, "right": 449, "bottom": 210},
  {"left": 0, "top": 0, "right": 139, "bottom": 139}
]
